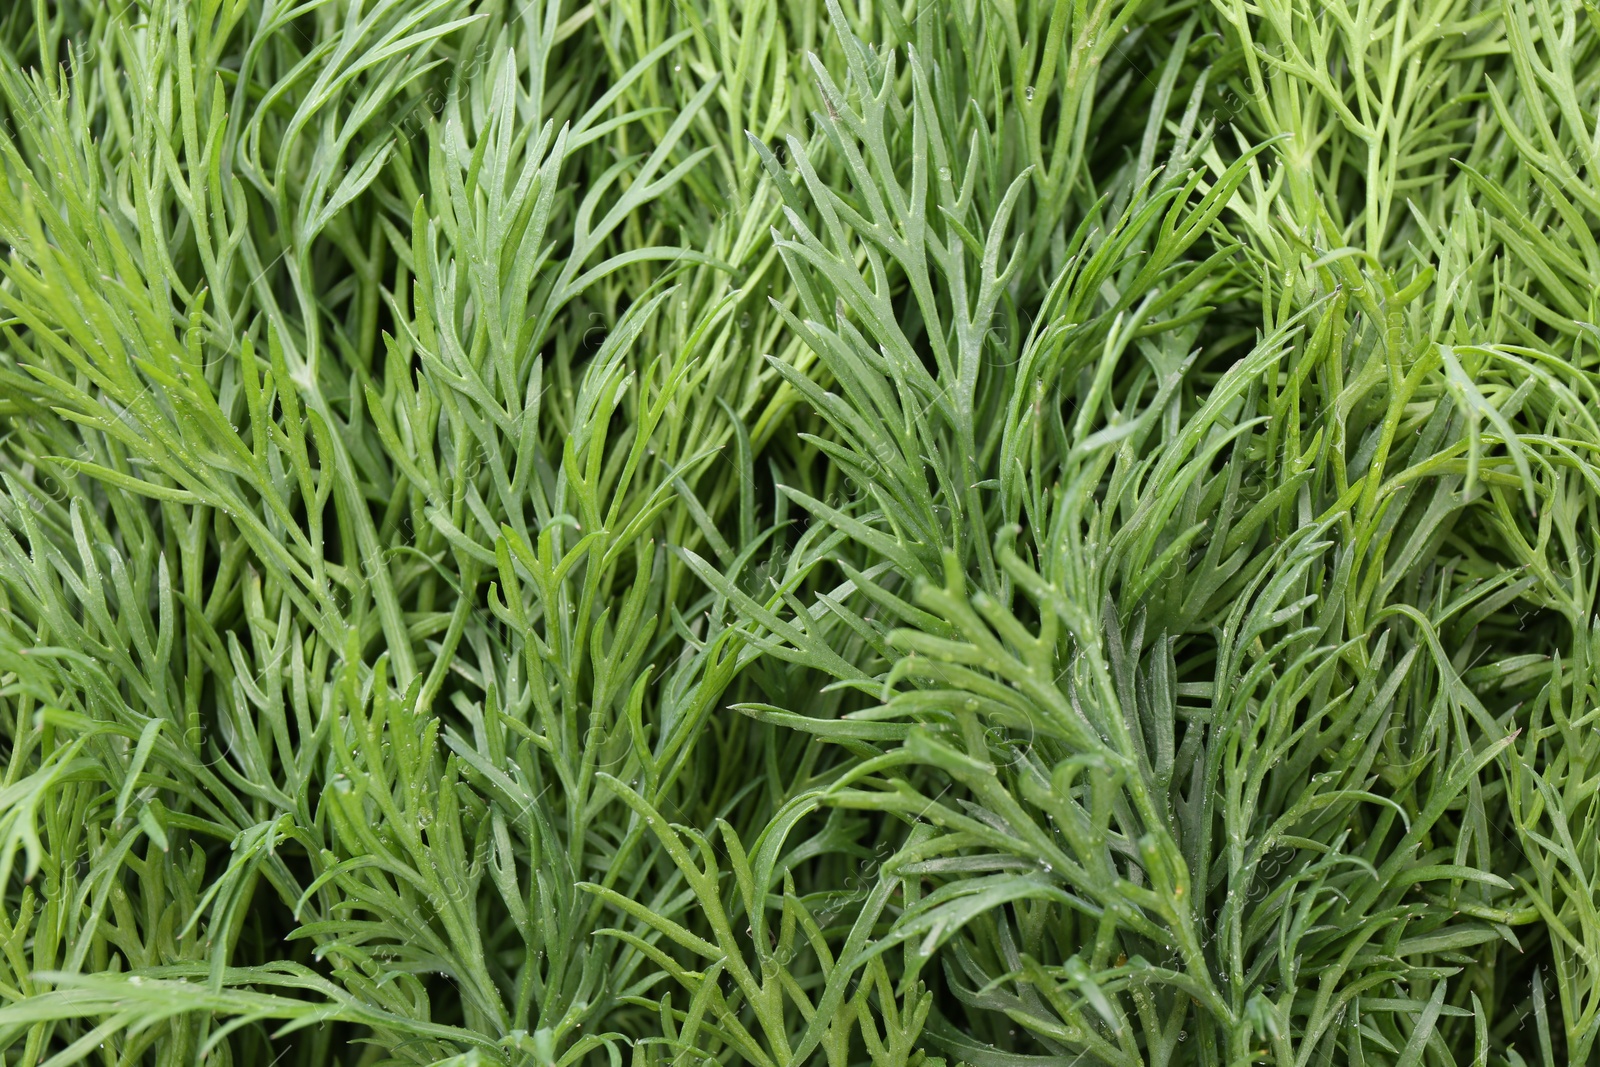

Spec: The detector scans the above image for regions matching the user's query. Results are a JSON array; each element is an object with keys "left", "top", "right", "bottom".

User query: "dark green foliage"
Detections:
[{"left": 0, "top": 1, "right": 1597, "bottom": 1065}]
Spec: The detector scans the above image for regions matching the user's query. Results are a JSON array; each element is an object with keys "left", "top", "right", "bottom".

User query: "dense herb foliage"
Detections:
[{"left": 1, "top": 0, "right": 1598, "bottom": 1064}]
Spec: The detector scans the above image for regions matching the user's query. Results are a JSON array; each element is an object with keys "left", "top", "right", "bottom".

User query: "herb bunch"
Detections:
[{"left": 0, "top": 1, "right": 1597, "bottom": 1065}]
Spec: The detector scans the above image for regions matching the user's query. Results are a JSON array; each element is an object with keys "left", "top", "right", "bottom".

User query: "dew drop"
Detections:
[{"left": 1024, "top": 86, "right": 1035, "bottom": 101}]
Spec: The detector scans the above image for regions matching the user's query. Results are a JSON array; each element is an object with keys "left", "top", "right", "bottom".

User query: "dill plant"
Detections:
[{"left": 0, "top": 0, "right": 1597, "bottom": 1065}]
